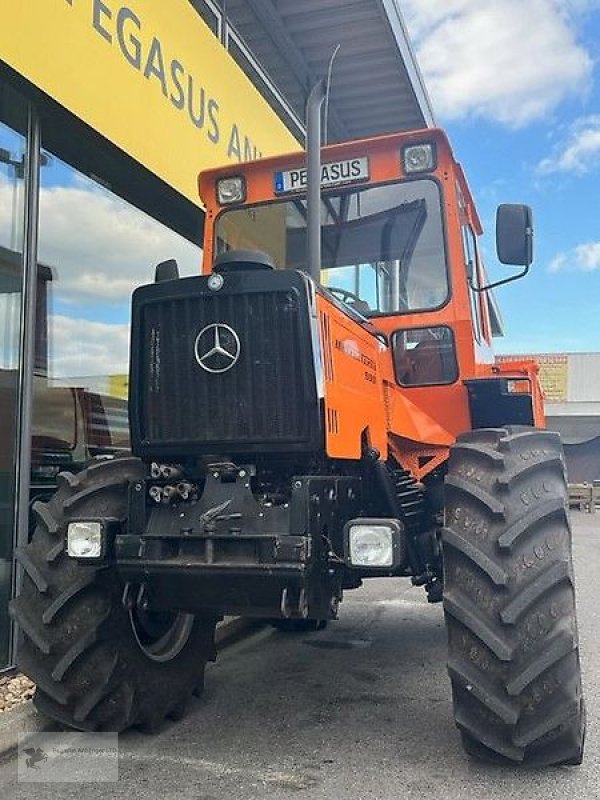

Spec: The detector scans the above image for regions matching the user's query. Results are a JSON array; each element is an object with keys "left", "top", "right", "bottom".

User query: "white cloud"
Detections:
[
  {"left": 37, "top": 182, "right": 201, "bottom": 306},
  {"left": 537, "top": 115, "right": 600, "bottom": 174},
  {"left": 402, "top": 0, "right": 593, "bottom": 126},
  {"left": 0, "top": 173, "right": 201, "bottom": 308},
  {"left": 0, "top": 170, "right": 201, "bottom": 305},
  {"left": 35, "top": 177, "right": 202, "bottom": 375},
  {"left": 549, "top": 241, "right": 600, "bottom": 272},
  {"left": 48, "top": 314, "right": 130, "bottom": 378},
  {"left": 1, "top": 171, "right": 202, "bottom": 379}
]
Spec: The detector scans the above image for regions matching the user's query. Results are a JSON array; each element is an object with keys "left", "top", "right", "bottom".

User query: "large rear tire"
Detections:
[
  {"left": 442, "top": 426, "right": 585, "bottom": 766},
  {"left": 10, "top": 457, "right": 218, "bottom": 733}
]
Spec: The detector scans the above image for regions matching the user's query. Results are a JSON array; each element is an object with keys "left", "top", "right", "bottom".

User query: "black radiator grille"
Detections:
[{"left": 134, "top": 283, "right": 319, "bottom": 453}]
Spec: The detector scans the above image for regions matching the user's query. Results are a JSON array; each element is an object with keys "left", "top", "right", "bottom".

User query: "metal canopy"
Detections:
[{"left": 223, "top": 0, "right": 435, "bottom": 142}]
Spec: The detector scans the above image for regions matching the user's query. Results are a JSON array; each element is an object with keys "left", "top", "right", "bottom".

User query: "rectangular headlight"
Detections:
[
  {"left": 217, "top": 176, "right": 246, "bottom": 205},
  {"left": 403, "top": 143, "right": 435, "bottom": 174},
  {"left": 344, "top": 519, "right": 404, "bottom": 569},
  {"left": 67, "top": 521, "right": 104, "bottom": 559}
]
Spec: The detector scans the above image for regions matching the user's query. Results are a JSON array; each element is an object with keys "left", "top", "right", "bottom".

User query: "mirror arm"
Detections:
[{"left": 470, "top": 264, "right": 530, "bottom": 293}]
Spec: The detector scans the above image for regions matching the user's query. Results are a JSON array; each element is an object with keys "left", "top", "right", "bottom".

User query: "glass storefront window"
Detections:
[
  {"left": 1, "top": 83, "right": 203, "bottom": 669},
  {"left": 0, "top": 86, "right": 28, "bottom": 667},
  {"left": 32, "top": 152, "right": 202, "bottom": 495}
]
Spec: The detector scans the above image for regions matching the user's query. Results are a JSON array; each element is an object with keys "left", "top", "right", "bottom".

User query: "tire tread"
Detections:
[
  {"left": 13, "top": 457, "right": 217, "bottom": 733},
  {"left": 443, "top": 426, "right": 585, "bottom": 767}
]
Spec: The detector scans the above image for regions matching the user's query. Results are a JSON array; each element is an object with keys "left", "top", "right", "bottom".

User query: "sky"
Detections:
[{"left": 402, "top": 0, "right": 600, "bottom": 353}]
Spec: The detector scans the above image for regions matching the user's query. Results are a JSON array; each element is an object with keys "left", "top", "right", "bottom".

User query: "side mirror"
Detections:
[
  {"left": 154, "top": 259, "right": 180, "bottom": 282},
  {"left": 496, "top": 204, "right": 533, "bottom": 266}
]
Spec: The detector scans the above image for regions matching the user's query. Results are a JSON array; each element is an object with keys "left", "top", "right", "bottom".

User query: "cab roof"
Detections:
[{"left": 198, "top": 127, "right": 483, "bottom": 235}]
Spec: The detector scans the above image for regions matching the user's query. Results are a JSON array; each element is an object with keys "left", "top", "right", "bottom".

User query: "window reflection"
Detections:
[
  {"left": 0, "top": 114, "right": 27, "bottom": 667},
  {"left": 32, "top": 154, "right": 201, "bottom": 486}
]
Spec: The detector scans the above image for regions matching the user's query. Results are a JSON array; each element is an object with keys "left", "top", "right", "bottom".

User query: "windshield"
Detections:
[{"left": 215, "top": 179, "right": 448, "bottom": 315}]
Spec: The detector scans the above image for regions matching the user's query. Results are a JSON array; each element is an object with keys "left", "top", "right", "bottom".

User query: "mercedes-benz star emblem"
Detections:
[{"left": 194, "top": 323, "right": 241, "bottom": 374}]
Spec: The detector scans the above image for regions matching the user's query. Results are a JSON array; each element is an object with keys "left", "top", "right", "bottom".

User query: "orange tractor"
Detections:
[{"left": 12, "top": 87, "right": 584, "bottom": 766}]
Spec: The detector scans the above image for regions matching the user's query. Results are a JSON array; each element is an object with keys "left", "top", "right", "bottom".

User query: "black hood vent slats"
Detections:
[{"left": 129, "top": 271, "right": 321, "bottom": 458}]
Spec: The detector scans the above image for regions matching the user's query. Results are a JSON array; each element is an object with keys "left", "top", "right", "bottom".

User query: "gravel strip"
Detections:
[{"left": 0, "top": 675, "right": 35, "bottom": 714}]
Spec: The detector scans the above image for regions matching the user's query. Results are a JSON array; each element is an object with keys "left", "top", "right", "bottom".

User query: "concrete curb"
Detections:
[{"left": 0, "top": 616, "right": 261, "bottom": 761}]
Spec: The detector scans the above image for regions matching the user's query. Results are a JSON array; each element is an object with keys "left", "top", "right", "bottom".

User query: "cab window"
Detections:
[
  {"left": 215, "top": 179, "right": 449, "bottom": 316},
  {"left": 392, "top": 326, "right": 458, "bottom": 387}
]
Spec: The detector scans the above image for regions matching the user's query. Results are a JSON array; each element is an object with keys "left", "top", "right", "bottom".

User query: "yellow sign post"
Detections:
[
  {"left": 0, "top": 0, "right": 299, "bottom": 205},
  {"left": 535, "top": 354, "right": 569, "bottom": 402}
]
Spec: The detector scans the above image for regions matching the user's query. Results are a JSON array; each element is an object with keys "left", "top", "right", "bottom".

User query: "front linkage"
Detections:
[{"left": 113, "top": 459, "right": 361, "bottom": 621}]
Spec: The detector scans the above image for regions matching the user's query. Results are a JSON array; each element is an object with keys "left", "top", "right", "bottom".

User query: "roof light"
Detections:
[
  {"left": 403, "top": 143, "right": 436, "bottom": 174},
  {"left": 217, "top": 176, "right": 246, "bottom": 205}
]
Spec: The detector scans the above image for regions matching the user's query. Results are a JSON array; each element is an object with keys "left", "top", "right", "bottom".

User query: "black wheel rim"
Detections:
[{"left": 129, "top": 604, "right": 194, "bottom": 663}]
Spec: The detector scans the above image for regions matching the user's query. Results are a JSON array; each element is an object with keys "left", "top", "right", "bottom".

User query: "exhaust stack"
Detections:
[{"left": 305, "top": 79, "right": 326, "bottom": 283}]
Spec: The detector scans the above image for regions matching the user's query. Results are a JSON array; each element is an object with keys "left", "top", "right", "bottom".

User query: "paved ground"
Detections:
[{"left": 0, "top": 512, "right": 598, "bottom": 798}]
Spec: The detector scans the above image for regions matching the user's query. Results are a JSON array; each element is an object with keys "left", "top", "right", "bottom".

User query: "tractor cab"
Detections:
[
  {"left": 200, "top": 129, "right": 527, "bottom": 330},
  {"left": 199, "top": 129, "right": 541, "bottom": 468},
  {"left": 201, "top": 132, "right": 455, "bottom": 315}
]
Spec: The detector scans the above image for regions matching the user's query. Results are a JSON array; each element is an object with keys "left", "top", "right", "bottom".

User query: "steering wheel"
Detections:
[{"left": 328, "top": 286, "right": 364, "bottom": 305}]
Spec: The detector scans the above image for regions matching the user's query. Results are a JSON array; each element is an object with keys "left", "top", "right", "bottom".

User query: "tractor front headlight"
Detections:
[
  {"left": 344, "top": 519, "right": 404, "bottom": 569},
  {"left": 66, "top": 521, "right": 104, "bottom": 559}
]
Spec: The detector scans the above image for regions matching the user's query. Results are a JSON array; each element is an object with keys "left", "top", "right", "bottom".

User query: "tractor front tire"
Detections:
[
  {"left": 442, "top": 426, "right": 585, "bottom": 766},
  {"left": 10, "top": 457, "right": 218, "bottom": 733}
]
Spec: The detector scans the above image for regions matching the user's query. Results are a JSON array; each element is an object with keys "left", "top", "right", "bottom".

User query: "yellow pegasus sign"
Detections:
[{"left": 1, "top": 0, "right": 298, "bottom": 205}]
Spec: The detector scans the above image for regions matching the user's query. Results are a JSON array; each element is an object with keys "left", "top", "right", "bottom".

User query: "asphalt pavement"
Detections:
[{"left": 0, "top": 512, "right": 598, "bottom": 799}]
